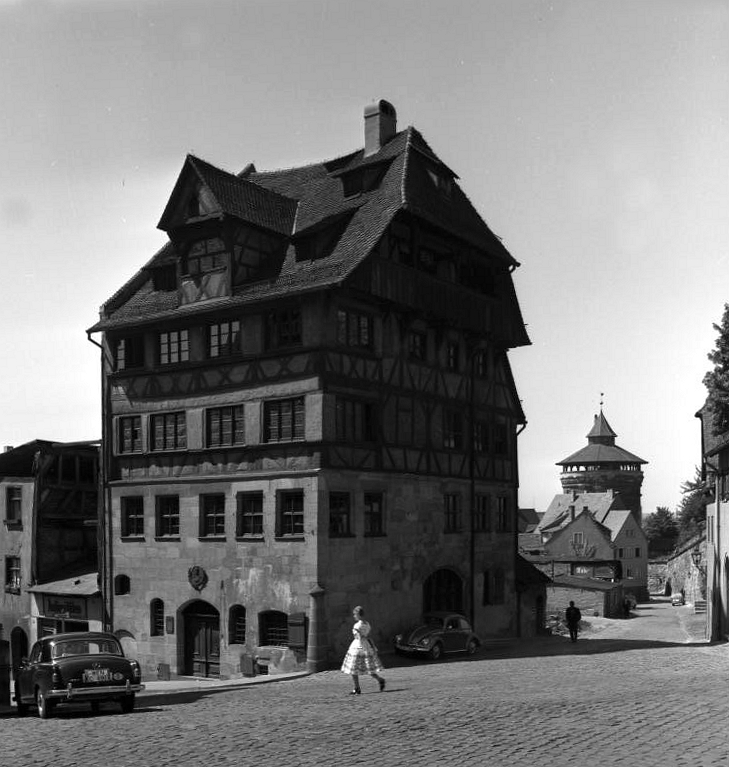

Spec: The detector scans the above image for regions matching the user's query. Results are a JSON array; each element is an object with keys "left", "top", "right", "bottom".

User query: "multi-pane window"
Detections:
[
  {"left": 278, "top": 491, "right": 304, "bottom": 537},
  {"left": 207, "top": 405, "right": 245, "bottom": 447},
  {"left": 229, "top": 606, "right": 246, "bottom": 644},
  {"left": 159, "top": 330, "right": 189, "bottom": 365},
  {"left": 474, "top": 495, "right": 491, "bottom": 532},
  {"left": 444, "top": 494, "right": 461, "bottom": 533},
  {"left": 151, "top": 412, "right": 187, "bottom": 451},
  {"left": 446, "top": 341, "right": 460, "bottom": 372},
  {"left": 209, "top": 321, "right": 241, "bottom": 358},
  {"left": 408, "top": 330, "right": 426, "bottom": 360},
  {"left": 6, "top": 486, "right": 22, "bottom": 525},
  {"left": 473, "top": 422, "right": 489, "bottom": 453},
  {"left": 444, "top": 411, "right": 463, "bottom": 450},
  {"left": 155, "top": 496, "right": 180, "bottom": 538},
  {"left": 266, "top": 308, "right": 302, "bottom": 349},
  {"left": 335, "top": 398, "right": 375, "bottom": 442},
  {"left": 237, "top": 492, "right": 263, "bottom": 537},
  {"left": 364, "top": 493, "right": 384, "bottom": 536},
  {"left": 474, "top": 350, "right": 488, "bottom": 378},
  {"left": 200, "top": 494, "right": 226, "bottom": 537},
  {"left": 337, "top": 310, "right": 373, "bottom": 348},
  {"left": 150, "top": 599, "right": 165, "bottom": 636},
  {"left": 121, "top": 496, "right": 145, "bottom": 537},
  {"left": 329, "top": 492, "right": 351, "bottom": 537},
  {"left": 264, "top": 398, "right": 304, "bottom": 442},
  {"left": 5, "top": 556, "right": 20, "bottom": 593},
  {"left": 496, "top": 496, "right": 509, "bottom": 532},
  {"left": 572, "top": 532, "right": 584, "bottom": 546},
  {"left": 116, "top": 336, "right": 145, "bottom": 371},
  {"left": 118, "top": 416, "right": 142, "bottom": 454}
]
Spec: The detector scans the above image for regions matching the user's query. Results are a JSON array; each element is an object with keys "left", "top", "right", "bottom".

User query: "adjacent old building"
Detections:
[
  {"left": 87, "top": 100, "right": 530, "bottom": 678},
  {"left": 0, "top": 440, "right": 101, "bottom": 668}
]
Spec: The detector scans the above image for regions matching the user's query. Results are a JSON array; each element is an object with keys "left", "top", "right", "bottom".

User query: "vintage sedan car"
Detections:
[
  {"left": 14, "top": 632, "right": 144, "bottom": 718},
  {"left": 394, "top": 612, "right": 480, "bottom": 660},
  {"left": 671, "top": 593, "right": 686, "bottom": 606}
]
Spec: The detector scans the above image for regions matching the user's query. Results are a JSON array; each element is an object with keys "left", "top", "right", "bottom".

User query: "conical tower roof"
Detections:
[{"left": 556, "top": 410, "right": 647, "bottom": 466}]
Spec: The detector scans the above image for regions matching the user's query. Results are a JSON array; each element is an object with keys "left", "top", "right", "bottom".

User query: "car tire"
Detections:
[
  {"left": 466, "top": 639, "right": 478, "bottom": 655},
  {"left": 429, "top": 643, "right": 443, "bottom": 661},
  {"left": 120, "top": 694, "right": 135, "bottom": 714},
  {"left": 36, "top": 688, "right": 54, "bottom": 720}
]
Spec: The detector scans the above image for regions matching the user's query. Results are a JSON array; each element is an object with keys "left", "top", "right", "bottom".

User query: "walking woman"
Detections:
[{"left": 341, "top": 606, "right": 386, "bottom": 695}]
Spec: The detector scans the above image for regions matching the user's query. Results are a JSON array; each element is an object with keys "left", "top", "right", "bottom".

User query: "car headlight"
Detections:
[
  {"left": 394, "top": 634, "right": 403, "bottom": 643},
  {"left": 417, "top": 637, "right": 432, "bottom": 647}
]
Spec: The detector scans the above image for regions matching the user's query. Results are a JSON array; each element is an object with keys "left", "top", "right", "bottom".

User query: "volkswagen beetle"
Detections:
[
  {"left": 14, "top": 632, "right": 144, "bottom": 718},
  {"left": 394, "top": 612, "right": 480, "bottom": 660}
]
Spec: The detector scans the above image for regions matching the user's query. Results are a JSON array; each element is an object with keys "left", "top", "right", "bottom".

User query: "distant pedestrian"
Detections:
[
  {"left": 565, "top": 601, "right": 582, "bottom": 643},
  {"left": 341, "top": 605, "right": 386, "bottom": 695},
  {"left": 623, "top": 597, "right": 631, "bottom": 618}
]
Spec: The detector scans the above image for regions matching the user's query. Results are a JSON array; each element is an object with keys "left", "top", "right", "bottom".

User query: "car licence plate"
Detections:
[{"left": 83, "top": 669, "right": 111, "bottom": 683}]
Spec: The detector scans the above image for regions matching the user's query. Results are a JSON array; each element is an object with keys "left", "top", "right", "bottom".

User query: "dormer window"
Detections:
[{"left": 183, "top": 237, "right": 227, "bottom": 276}]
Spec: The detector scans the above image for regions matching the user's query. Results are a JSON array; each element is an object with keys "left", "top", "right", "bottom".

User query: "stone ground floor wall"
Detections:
[
  {"left": 109, "top": 469, "right": 521, "bottom": 679},
  {"left": 547, "top": 584, "right": 624, "bottom": 620}
]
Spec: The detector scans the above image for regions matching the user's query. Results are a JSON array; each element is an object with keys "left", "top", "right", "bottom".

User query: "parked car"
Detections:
[
  {"left": 394, "top": 612, "right": 480, "bottom": 660},
  {"left": 671, "top": 593, "right": 685, "bottom": 606},
  {"left": 14, "top": 632, "right": 144, "bottom": 718}
]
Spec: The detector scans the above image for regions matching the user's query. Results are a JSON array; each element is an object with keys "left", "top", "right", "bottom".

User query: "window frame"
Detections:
[
  {"left": 150, "top": 411, "right": 187, "bottom": 452},
  {"left": 337, "top": 309, "right": 373, "bottom": 349},
  {"left": 155, "top": 495, "right": 180, "bottom": 539},
  {"left": 443, "top": 410, "right": 464, "bottom": 450},
  {"left": 118, "top": 416, "right": 142, "bottom": 454},
  {"left": 158, "top": 329, "right": 190, "bottom": 365},
  {"left": 120, "top": 496, "right": 145, "bottom": 538},
  {"left": 264, "top": 397, "right": 305, "bottom": 443},
  {"left": 266, "top": 308, "right": 302, "bottom": 350},
  {"left": 206, "top": 405, "right": 245, "bottom": 448},
  {"left": 5, "top": 486, "right": 22, "bottom": 527},
  {"left": 408, "top": 330, "right": 427, "bottom": 361},
  {"left": 277, "top": 490, "right": 304, "bottom": 539},
  {"left": 364, "top": 492, "right": 385, "bottom": 537},
  {"left": 208, "top": 320, "right": 241, "bottom": 359},
  {"left": 328, "top": 492, "right": 352, "bottom": 537},
  {"left": 335, "top": 397, "right": 375, "bottom": 442},
  {"left": 474, "top": 494, "right": 491, "bottom": 533},
  {"left": 229, "top": 605, "right": 247, "bottom": 644},
  {"left": 150, "top": 599, "right": 165, "bottom": 637},
  {"left": 496, "top": 496, "right": 509, "bottom": 532},
  {"left": 236, "top": 492, "right": 264, "bottom": 538},
  {"left": 200, "top": 493, "right": 226, "bottom": 538},
  {"left": 115, "top": 335, "right": 145, "bottom": 371},
  {"left": 444, "top": 493, "right": 462, "bottom": 533},
  {"left": 5, "top": 556, "right": 20, "bottom": 594}
]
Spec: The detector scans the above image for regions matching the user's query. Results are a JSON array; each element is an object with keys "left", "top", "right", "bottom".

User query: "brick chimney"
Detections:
[{"left": 364, "top": 100, "right": 397, "bottom": 157}]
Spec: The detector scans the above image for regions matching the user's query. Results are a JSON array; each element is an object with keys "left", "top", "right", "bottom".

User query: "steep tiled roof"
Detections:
[
  {"left": 89, "top": 120, "right": 523, "bottom": 334},
  {"left": 537, "top": 491, "right": 628, "bottom": 534},
  {"left": 557, "top": 443, "right": 647, "bottom": 466}
]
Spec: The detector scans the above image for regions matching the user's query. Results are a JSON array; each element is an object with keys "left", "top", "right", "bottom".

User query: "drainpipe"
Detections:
[{"left": 87, "top": 331, "right": 113, "bottom": 631}]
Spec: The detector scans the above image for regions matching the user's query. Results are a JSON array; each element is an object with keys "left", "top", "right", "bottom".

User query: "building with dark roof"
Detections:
[
  {"left": 87, "top": 100, "right": 530, "bottom": 677},
  {"left": 0, "top": 440, "right": 101, "bottom": 669},
  {"left": 557, "top": 409, "right": 647, "bottom": 524}
]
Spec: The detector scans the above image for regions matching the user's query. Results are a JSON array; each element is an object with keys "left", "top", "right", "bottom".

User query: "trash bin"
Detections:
[
  {"left": 241, "top": 654, "right": 255, "bottom": 678},
  {"left": 157, "top": 663, "right": 171, "bottom": 681}
]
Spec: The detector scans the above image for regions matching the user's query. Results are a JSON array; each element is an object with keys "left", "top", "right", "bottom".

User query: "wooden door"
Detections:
[{"left": 184, "top": 604, "right": 220, "bottom": 677}]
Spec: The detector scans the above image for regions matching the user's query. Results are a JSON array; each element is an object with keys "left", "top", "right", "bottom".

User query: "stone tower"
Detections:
[{"left": 557, "top": 409, "right": 647, "bottom": 525}]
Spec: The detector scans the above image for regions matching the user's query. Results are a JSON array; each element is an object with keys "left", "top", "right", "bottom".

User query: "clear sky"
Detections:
[{"left": 1, "top": 0, "right": 727, "bottom": 517}]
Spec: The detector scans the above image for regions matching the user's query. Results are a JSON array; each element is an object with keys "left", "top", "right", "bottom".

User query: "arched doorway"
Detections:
[
  {"left": 423, "top": 568, "right": 464, "bottom": 613},
  {"left": 10, "top": 627, "right": 28, "bottom": 671},
  {"left": 181, "top": 601, "right": 220, "bottom": 678}
]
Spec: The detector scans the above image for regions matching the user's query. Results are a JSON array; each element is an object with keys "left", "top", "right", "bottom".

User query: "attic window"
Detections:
[
  {"left": 184, "top": 237, "right": 227, "bottom": 276},
  {"left": 341, "top": 164, "right": 388, "bottom": 198},
  {"left": 295, "top": 215, "right": 351, "bottom": 262},
  {"left": 427, "top": 168, "right": 453, "bottom": 197}
]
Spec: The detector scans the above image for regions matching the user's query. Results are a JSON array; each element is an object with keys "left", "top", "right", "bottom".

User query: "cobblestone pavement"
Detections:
[{"left": 5, "top": 600, "right": 727, "bottom": 767}]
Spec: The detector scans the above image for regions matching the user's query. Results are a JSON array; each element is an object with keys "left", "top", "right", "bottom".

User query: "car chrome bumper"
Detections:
[
  {"left": 47, "top": 681, "right": 145, "bottom": 701},
  {"left": 394, "top": 643, "right": 431, "bottom": 654}
]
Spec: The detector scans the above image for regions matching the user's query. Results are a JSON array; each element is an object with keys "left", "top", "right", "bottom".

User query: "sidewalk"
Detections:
[{"left": 0, "top": 669, "right": 312, "bottom": 716}]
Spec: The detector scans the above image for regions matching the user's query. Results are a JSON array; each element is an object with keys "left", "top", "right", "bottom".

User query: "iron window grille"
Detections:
[
  {"left": 229, "top": 606, "right": 246, "bottom": 644},
  {"left": 150, "top": 599, "right": 165, "bottom": 636}
]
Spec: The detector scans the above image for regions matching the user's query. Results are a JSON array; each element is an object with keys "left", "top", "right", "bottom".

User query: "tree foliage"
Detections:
[
  {"left": 644, "top": 506, "right": 678, "bottom": 540},
  {"left": 703, "top": 303, "right": 729, "bottom": 436},
  {"left": 676, "top": 467, "right": 708, "bottom": 543}
]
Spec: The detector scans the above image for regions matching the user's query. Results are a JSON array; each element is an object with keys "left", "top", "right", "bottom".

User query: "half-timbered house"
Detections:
[{"left": 87, "top": 100, "right": 530, "bottom": 678}]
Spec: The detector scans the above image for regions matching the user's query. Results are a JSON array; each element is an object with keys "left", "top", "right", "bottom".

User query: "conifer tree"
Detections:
[{"left": 704, "top": 303, "right": 729, "bottom": 436}]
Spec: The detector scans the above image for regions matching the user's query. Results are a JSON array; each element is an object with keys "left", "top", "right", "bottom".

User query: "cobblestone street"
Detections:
[{"left": 4, "top": 600, "right": 726, "bottom": 767}]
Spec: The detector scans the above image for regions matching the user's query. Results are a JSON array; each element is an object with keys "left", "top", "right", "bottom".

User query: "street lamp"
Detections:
[{"left": 691, "top": 546, "right": 706, "bottom": 575}]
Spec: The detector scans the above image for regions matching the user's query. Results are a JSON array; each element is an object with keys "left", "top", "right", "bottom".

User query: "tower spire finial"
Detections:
[{"left": 599, "top": 392, "right": 604, "bottom": 411}]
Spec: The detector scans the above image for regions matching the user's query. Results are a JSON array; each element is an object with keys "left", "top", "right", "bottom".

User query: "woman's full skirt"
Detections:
[{"left": 341, "top": 640, "right": 384, "bottom": 675}]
